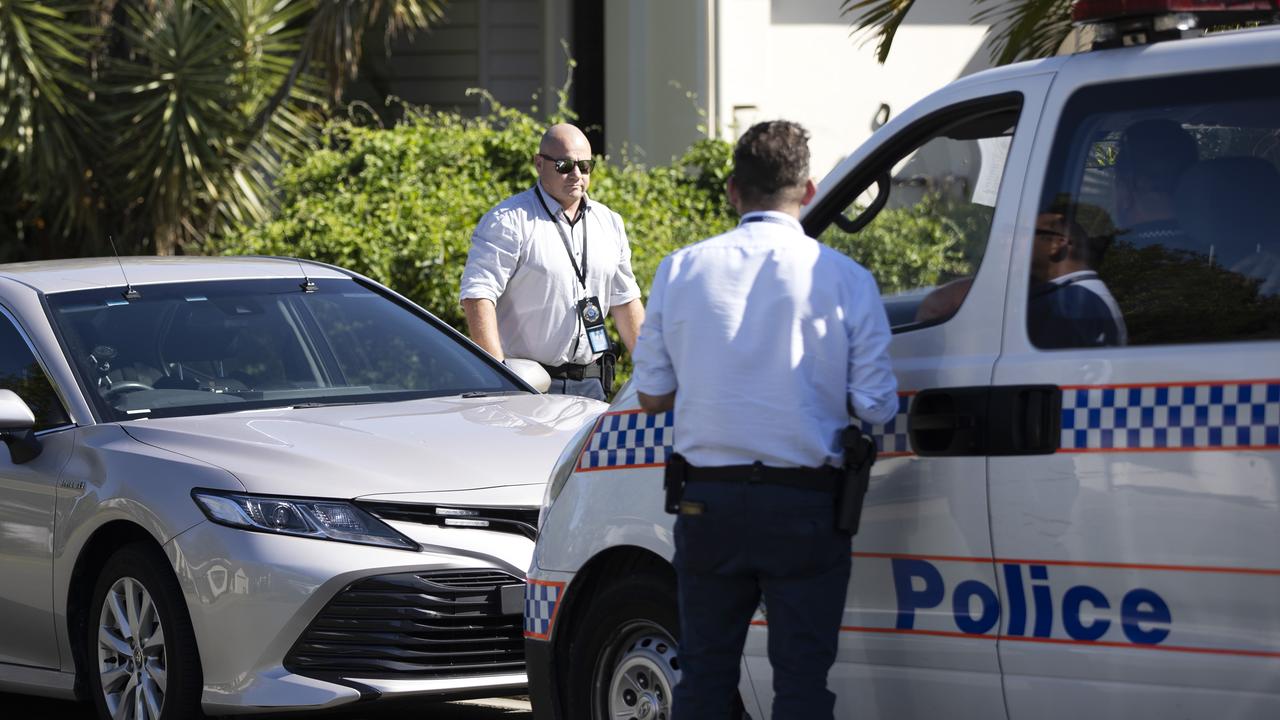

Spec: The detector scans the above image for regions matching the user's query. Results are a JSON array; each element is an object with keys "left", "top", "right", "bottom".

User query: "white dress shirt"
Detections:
[
  {"left": 632, "top": 210, "right": 899, "bottom": 468},
  {"left": 460, "top": 185, "right": 641, "bottom": 366}
]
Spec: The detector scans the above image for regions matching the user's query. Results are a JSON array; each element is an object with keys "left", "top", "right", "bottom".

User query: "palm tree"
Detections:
[
  {"left": 0, "top": 0, "right": 444, "bottom": 259},
  {"left": 841, "top": 0, "right": 1076, "bottom": 66}
]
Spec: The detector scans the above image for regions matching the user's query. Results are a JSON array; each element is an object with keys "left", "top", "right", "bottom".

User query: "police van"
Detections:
[{"left": 526, "top": 3, "right": 1280, "bottom": 718}]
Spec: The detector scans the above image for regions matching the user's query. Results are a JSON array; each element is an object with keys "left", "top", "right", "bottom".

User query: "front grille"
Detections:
[
  {"left": 285, "top": 569, "right": 525, "bottom": 679},
  {"left": 359, "top": 501, "right": 539, "bottom": 540}
]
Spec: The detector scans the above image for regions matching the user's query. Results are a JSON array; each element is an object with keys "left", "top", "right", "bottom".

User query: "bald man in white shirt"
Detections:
[
  {"left": 460, "top": 124, "right": 644, "bottom": 400},
  {"left": 633, "top": 120, "right": 898, "bottom": 720}
]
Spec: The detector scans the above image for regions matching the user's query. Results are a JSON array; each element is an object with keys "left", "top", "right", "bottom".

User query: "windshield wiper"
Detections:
[
  {"left": 290, "top": 400, "right": 369, "bottom": 409},
  {"left": 458, "top": 390, "right": 525, "bottom": 399}
]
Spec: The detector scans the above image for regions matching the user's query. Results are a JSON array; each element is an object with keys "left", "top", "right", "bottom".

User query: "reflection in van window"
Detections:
[
  {"left": 1036, "top": 69, "right": 1280, "bottom": 348},
  {"left": 818, "top": 105, "right": 1021, "bottom": 331}
]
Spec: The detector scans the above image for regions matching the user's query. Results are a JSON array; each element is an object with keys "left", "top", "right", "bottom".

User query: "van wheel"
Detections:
[
  {"left": 567, "top": 572, "right": 748, "bottom": 720},
  {"left": 86, "top": 543, "right": 203, "bottom": 720}
]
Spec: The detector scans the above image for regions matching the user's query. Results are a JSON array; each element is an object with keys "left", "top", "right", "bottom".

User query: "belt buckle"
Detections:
[{"left": 748, "top": 461, "right": 764, "bottom": 483}]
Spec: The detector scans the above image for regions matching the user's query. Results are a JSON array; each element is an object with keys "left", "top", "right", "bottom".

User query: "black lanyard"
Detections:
[
  {"left": 535, "top": 186, "right": 588, "bottom": 289},
  {"left": 740, "top": 213, "right": 797, "bottom": 229}
]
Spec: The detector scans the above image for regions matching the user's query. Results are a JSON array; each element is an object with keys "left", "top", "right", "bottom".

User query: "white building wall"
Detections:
[
  {"left": 718, "top": 0, "right": 992, "bottom": 176},
  {"left": 603, "top": 0, "right": 710, "bottom": 164},
  {"left": 609, "top": 0, "right": 994, "bottom": 177}
]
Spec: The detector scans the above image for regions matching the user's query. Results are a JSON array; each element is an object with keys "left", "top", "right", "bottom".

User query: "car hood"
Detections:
[{"left": 121, "top": 393, "right": 604, "bottom": 500}]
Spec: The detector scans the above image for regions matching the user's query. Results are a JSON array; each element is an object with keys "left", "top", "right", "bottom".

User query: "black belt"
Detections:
[
  {"left": 685, "top": 460, "right": 840, "bottom": 493},
  {"left": 541, "top": 358, "right": 602, "bottom": 380}
]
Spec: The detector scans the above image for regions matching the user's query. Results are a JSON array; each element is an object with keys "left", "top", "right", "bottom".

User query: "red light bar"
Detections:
[{"left": 1074, "top": 0, "right": 1280, "bottom": 23}]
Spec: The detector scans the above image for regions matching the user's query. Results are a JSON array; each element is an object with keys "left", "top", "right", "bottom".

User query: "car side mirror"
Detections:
[
  {"left": 503, "top": 358, "right": 552, "bottom": 393},
  {"left": 0, "top": 389, "right": 42, "bottom": 464}
]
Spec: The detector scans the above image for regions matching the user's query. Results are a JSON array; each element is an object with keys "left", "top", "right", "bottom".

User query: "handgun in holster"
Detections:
[
  {"left": 837, "top": 425, "right": 877, "bottom": 535},
  {"left": 600, "top": 350, "right": 617, "bottom": 399},
  {"left": 663, "top": 452, "right": 688, "bottom": 514}
]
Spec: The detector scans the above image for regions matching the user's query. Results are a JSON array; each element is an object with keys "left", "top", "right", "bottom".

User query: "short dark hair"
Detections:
[
  {"left": 1116, "top": 118, "right": 1197, "bottom": 195},
  {"left": 732, "top": 120, "right": 810, "bottom": 205}
]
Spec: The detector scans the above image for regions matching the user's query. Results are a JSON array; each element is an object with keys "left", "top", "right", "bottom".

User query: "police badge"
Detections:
[{"left": 577, "top": 296, "right": 610, "bottom": 353}]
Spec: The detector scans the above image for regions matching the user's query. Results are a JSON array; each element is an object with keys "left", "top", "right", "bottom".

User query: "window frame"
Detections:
[
  {"left": 802, "top": 92, "right": 1026, "bottom": 334},
  {"left": 1032, "top": 65, "right": 1280, "bottom": 350},
  {"left": 0, "top": 303, "right": 75, "bottom": 434}
]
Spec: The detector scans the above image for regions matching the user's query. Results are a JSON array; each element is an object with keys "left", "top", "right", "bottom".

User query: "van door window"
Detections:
[
  {"left": 814, "top": 101, "right": 1022, "bottom": 331},
  {"left": 0, "top": 312, "right": 69, "bottom": 430},
  {"left": 1033, "top": 67, "right": 1280, "bottom": 348}
]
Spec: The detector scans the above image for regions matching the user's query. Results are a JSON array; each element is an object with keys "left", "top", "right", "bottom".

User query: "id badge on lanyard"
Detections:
[
  {"left": 578, "top": 296, "right": 609, "bottom": 353},
  {"left": 536, "top": 186, "right": 611, "bottom": 355}
]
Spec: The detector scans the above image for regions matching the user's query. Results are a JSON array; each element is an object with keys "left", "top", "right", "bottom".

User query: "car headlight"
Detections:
[
  {"left": 538, "top": 416, "right": 600, "bottom": 530},
  {"left": 192, "top": 490, "right": 419, "bottom": 551}
]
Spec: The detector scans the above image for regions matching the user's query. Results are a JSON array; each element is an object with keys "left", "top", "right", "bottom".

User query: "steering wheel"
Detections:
[{"left": 104, "top": 381, "right": 154, "bottom": 401}]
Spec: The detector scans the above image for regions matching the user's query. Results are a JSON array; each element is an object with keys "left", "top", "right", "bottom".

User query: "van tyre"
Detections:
[
  {"left": 86, "top": 543, "right": 203, "bottom": 720},
  {"left": 567, "top": 571, "right": 746, "bottom": 720}
]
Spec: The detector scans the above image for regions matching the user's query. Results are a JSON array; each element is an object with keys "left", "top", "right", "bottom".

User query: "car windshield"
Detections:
[{"left": 47, "top": 278, "right": 522, "bottom": 420}]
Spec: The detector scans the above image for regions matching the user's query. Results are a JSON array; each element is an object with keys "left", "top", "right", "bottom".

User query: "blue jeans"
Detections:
[
  {"left": 672, "top": 480, "right": 851, "bottom": 720},
  {"left": 547, "top": 376, "right": 606, "bottom": 401}
]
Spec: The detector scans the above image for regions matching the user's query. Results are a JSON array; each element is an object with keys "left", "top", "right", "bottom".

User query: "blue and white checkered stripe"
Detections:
[
  {"left": 523, "top": 581, "right": 562, "bottom": 639},
  {"left": 860, "top": 394, "right": 913, "bottom": 457},
  {"left": 1060, "top": 381, "right": 1280, "bottom": 451},
  {"left": 578, "top": 410, "right": 674, "bottom": 470},
  {"left": 578, "top": 396, "right": 915, "bottom": 472}
]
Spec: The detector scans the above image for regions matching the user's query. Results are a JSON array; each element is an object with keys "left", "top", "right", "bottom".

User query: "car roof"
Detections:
[{"left": 0, "top": 256, "right": 351, "bottom": 294}]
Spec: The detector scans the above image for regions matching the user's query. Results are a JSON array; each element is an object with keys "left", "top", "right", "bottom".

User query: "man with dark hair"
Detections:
[
  {"left": 1028, "top": 208, "right": 1127, "bottom": 348},
  {"left": 1114, "top": 118, "right": 1198, "bottom": 248},
  {"left": 632, "top": 120, "right": 898, "bottom": 719},
  {"left": 459, "top": 123, "right": 644, "bottom": 399}
]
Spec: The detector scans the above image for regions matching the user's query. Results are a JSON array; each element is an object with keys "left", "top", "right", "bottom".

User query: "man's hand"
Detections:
[
  {"left": 610, "top": 299, "right": 645, "bottom": 353},
  {"left": 462, "top": 298, "right": 504, "bottom": 361},
  {"left": 638, "top": 390, "right": 675, "bottom": 414}
]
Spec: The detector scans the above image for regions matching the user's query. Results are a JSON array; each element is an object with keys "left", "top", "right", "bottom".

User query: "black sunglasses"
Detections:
[{"left": 538, "top": 153, "right": 594, "bottom": 175}]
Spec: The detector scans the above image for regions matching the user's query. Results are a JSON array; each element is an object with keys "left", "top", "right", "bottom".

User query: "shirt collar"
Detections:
[{"left": 739, "top": 210, "right": 802, "bottom": 232}]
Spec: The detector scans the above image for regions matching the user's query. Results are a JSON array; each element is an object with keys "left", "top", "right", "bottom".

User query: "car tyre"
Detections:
[
  {"left": 567, "top": 570, "right": 747, "bottom": 720},
  {"left": 86, "top": 543, "right": 203, "bottom": 720}
]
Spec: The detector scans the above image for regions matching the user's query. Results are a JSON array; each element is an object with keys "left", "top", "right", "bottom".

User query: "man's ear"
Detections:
[
  {"left": 1050, "top": 235, "right": 1071, "bottom": 262},
  {"left": 800, "top": 178, "right": 818, "bottom": 207},
  {"left": 726, "top": 175, "right": 741, "bottom": 212}
]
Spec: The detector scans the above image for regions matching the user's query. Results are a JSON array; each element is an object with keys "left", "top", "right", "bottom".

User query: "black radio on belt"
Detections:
[{"left": 577, "top": 295, "right": 610, "bottom": 353}]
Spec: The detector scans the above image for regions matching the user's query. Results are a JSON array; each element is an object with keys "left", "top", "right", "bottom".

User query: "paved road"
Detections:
[{"left": 0, "top": 692, "right": 533, "bottom": 718}]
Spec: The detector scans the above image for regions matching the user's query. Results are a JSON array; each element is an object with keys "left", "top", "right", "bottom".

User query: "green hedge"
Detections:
[
  {"left": 212, "top": 99, "right": 737, "bottom": 338},
  {"left": 211, "top": 98, "right": 980, "bottom": 391}
]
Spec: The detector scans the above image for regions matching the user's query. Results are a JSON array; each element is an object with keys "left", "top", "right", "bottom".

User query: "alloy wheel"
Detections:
[{"left": 97, "top": 576, "right": 168, "bottom": 720}]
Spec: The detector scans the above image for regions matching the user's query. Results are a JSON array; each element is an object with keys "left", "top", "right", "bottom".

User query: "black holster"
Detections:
[
  {"left": 600, "top": 351, "right": 617, "bottom": 399},
  {"left": 837, "top": 426, "right": 877, "bottom": 535},
  {"left": 663, "top": 452, "right": 688, "bottom": 514}
]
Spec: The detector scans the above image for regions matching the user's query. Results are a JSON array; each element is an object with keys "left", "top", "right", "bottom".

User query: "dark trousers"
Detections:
[
  {"left": 672, "top": 479, "right": 851, "bottom": 720},
  {"left": 547, "top": 376, "right": 605, "bottom": 401}
]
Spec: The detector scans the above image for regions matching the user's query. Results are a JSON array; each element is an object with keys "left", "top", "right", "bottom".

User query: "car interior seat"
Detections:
[
  {"left": 158, "top": 303, "right": 247, "bottom": 390},
  {"left": 1174, "top": 156, "right": 1280, "bottom": 294}
]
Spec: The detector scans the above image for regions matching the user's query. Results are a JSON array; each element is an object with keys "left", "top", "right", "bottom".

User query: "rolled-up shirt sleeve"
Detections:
[
  {"left": 847, "top": 269, "right": 899, "bottom": 426},
  {"left": 631, "top": 256, "right": 677, "bottom": 396},
  {"left": 459, "top": 208, "right": 522, "bottom": 303},
  {"left": 609, "top": 212, "right": 642, "bottom": 307}
]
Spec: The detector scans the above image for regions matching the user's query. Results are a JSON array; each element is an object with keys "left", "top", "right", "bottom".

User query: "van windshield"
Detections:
[{"left": 47, "top": 278, "right": 521, "bottom": 420}]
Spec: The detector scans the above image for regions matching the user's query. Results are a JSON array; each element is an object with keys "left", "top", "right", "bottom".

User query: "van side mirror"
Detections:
[{"left": 0, "top": 389, "right": 42, "bottom": 464}]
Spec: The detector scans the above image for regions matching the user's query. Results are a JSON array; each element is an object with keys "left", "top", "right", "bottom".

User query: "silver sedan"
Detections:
[{"left": 0, "top": 257, "right": 603, "bottom": 719}]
